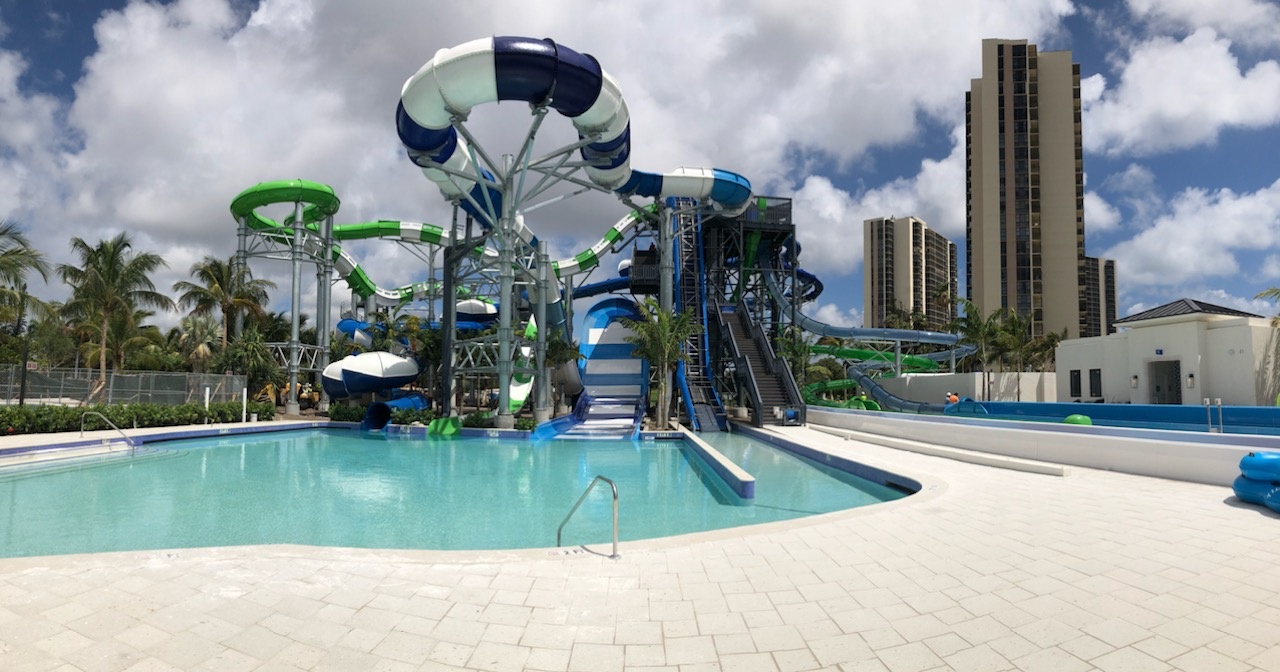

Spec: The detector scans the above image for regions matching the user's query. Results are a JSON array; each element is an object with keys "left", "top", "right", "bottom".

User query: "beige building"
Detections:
[
  {"left": 1056, "top": 298, "right": 1278, "bottom": 405},
  {"left": 862, "top": 216, "right": 957, "bottom": 331},
  {"left": 966, "top": 38, "right": 1116, "bottom": 339}
]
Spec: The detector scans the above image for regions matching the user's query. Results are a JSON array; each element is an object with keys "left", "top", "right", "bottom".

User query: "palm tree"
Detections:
[
  {"left": 995, "top": 309, "right": 1035, "bottom": 401},
  {"left": 948, "top": 297, "right": 1003, "bottom": 401},
  {"left": 1256, "top": 287, "right": 1280, "bottom": 328},
  {"left": 173, "top": 256, "right": 275, "bottom": 348},
  {"left": 58, "top": 232, "right": 175, "bottom": 386},
  {"left": 620, "top": 297, "right": 701, "bottom": 428},
  {"left": 543, "top": 329, "right": 584, "bottom": 414},
  {"left": 214, "top": 326, "right": 285, "bottom": 393},
  {"left": 78, "top": 309, "right": 162, "bottom": 374},
  {"left": 178, "top": 314, "right": 221, "bottom": 373},
  {"left": 0, "top": 220, "right": 53, "bottom": 329}
]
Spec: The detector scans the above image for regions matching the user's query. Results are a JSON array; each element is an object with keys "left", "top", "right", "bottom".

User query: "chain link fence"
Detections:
[{"left": 0, "top": 366, "right": 248, "bottom": 407}]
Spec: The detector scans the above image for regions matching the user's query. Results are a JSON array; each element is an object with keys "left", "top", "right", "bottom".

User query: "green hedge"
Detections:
[
  {"left": 327, "top": 404, "right": 366, "bottom": 422},
  {"left": 0, "top": 401, "right": 277, "bottom": 437}
]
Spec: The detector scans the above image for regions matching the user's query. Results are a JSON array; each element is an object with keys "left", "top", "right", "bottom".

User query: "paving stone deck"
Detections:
[{"left": 1, "top": 424, "right": 1277, "bottom": 671}]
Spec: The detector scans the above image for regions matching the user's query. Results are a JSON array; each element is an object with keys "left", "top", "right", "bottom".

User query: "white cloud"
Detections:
[
  {"left": 1084, "top": 192, "right": 1122, "bottom": 232},
  {"left": 1083, "top": 28, "right": 1280, "bottom": 156},
  {"left": 803, "top": 302, "right": 863, "bottom": 329},
  {"left": 1263, "top": 254, "right": 1280, "bottom": 280},
  {"left": 1127, "top": 0, "right": 1280, "bottom": 50},
  {"left": 1102, "top": 177, "right": 1280, "bottom": 287}
]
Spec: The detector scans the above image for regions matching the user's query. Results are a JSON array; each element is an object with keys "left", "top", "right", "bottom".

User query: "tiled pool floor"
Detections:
[{"left": 0, "top": 424, "right": 1277, "bottom": 671}]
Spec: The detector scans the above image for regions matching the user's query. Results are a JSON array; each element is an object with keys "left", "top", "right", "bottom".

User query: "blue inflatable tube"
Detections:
[
  {"left": 1266, "top": 487, "right": 1280, "bottom": 514},
  {"left": 1232, "top": 475, "right": 1280, "bottom": 506},
  {"left": 1240, "top": 451, "right": 1280, "bottom": 482}
]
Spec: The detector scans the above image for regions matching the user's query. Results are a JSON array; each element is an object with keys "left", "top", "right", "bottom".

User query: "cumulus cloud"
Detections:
[
  {"left": 804, "top": 302, "right": 863, "bottom": 329},
  {"left": 1127, "top": 0, "right": 1280, "bottom": 50},
  {"left": 1102, "top": 177, "right": 1280, "bottom": 287},
  {"left": 1084, "top": 192, "right": 1122, "bottom": 232},
  {"left": 1083, "top": 28, "right": 1280, "bottom": 156}
]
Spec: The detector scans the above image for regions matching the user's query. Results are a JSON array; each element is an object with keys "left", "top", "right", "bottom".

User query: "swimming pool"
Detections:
[{"left": 0, "top": 429, "right": 905, "bottom": 558}]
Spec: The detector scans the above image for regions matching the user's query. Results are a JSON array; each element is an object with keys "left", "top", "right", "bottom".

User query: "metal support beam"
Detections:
[
  {"left": 286, "top": 201, "right": 303, "bottom": 415},
  {"left": 495, "top": 154, "right": 516, "bottom": 429},
  {"left": 316, "top": 214, "right": 333, "bottom": 412},
  {"left": 534, "top": 241, "right": 550, "bottom": 423},
  {"left": 234, "top": 216, "right": 248, "bottom": 339}
]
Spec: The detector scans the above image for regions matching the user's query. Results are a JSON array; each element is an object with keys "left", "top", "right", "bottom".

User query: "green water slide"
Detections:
[
  {"left": 802, "top": 379, "right": 881, "bottom": 410},
  {"left": 802, "top": 345, "right": 938, "bottom": 411},
  {"left": 231, "top": 180, "right": 659, "bottom": 307}
]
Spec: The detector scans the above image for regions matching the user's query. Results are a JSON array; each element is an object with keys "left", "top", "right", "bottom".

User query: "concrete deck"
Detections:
[{"left": 1, "top": 423, "right": 1278, "bottom": 671}]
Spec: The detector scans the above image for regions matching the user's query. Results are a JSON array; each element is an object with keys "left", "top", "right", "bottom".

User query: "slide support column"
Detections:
[
  {"left": 533, "top": 241, "right": 550, "bottom": 423},
  {"left": 286, "top": 201, "right": 303, "bottom": 416},
  {"left": 234, "top": 216, "right": 248, "bottom": 340},
  {"left": 316, "top": 214, "right": 333, "bottom": 412},
  {"left": 496, "top": 155, "right": 516, "bottom": 430}
]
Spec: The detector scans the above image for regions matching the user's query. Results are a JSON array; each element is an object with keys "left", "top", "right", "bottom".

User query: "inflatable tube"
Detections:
[
  {"left": 1234, "top": 475, "right": 1280, "bottom": 506},
  {"left": 1265, "top": 486, "right": 1280, "bottom": 514},
  {"left": 1240, "top": 451, "right": 1280, "bottom": 482},
  {"left": 1063, "top": 414, "right": 1093, "bottom": 425}
]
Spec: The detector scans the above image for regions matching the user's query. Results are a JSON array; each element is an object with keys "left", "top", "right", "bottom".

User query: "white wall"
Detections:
[
  {"left": 809, "top": 407, "right": 1258, "bottom": 486},
  {"left": 877, "top": 372, "right": 1056, "bottom": 403},
  {"left": 1056, "top": 315, "right": 1280, "bottom": 406}
]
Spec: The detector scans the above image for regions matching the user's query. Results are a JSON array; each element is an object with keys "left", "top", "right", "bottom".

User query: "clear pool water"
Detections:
[{"left": 0, "top": 429, "right": 905, "bottom": 558}]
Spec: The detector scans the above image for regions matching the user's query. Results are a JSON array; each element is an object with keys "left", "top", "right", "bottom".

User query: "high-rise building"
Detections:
[
  {"left": 966, "top": 38, "right": 1116, "bottom": 339},
  {"left": 863, "top": 216, "right": 957, "bottom": 331}
]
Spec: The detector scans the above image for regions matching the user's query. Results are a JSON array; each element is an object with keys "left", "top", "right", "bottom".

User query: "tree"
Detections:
[
  {"left": 58, "top": 232, "right": 175, "bottom": 386},
  {"left": 775, "top": 325, "right": 815, "bottom": 386},
  {"left": 178, "top": 314, "right": 221, "bottom": 373},
  {"left": 1257, "top": 287, "right": 1280, "bottom": 328},
  {"left": 994, "top": 308, "right": 1035, "bottom": 401},
  {"left": 948, "top": 297, "right": 1003, "bottom": 401},
  {"left": 0, "top": 220, "right": 53, "bottom": 331},
  {"left": 543, "top": 329, "right": 584, "bottom": 413},
  {"left": 79, "top": 309, "right": 162, "bottom": 374},
  {"left": 213, "top": 326, "right": 285, "bottom": 393},
  {"left": 173, "top": 256, "right": 275, "bottom": 348},
  {"left": 620, "top": 297, "right": 701, "bottom": 429}
]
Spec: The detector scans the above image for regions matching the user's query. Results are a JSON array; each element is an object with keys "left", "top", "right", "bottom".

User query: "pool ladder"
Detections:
[
  {"left": 80, "top": 412, "right": 136, "bottom": 457},
  {"left": 557, "top": 475, "right": 620, "bottom": 559}
]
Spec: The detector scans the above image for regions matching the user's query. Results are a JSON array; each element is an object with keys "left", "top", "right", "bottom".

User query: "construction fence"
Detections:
[{"left": 0, "top": 366, "right": 248, "bottom": 407}]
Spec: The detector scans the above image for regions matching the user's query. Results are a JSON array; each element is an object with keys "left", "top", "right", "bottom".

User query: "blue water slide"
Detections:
[
  {"left": 575, "top": 275, "right": 631, "bottom": 300},
  {"left": 362, "top": 391, "right": 431, "bottom": 431},
  {"left": 534, "top": 297, "right": 648, "bottom": 439}
]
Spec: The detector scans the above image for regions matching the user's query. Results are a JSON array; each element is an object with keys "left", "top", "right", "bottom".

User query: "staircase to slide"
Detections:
[{"left": 719, "top": 305, "right": 805, "bottom": 426}]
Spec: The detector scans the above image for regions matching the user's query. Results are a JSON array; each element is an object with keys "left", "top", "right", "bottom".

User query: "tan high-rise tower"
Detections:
[
  {"left": 863, "top": 216, "right": 957, "bottom": 331},
  {"left": 966, "top": 38, "right": 1115, "bottom": 338}
]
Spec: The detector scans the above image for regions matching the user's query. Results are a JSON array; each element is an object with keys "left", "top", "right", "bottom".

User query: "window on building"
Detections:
[
  {"left": 1089, "top": 369, "right": 1101, "bottom": 397},
  {"left": 1069, "top": 370, "right": 1081, "bottom": 398}
]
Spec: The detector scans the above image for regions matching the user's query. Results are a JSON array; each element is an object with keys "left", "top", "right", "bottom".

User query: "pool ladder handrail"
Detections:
[
  {"left": 80, "top": 411, "right": 136, "bottom": 457},
  {"left": 557, "top": 475, "right": 620, "bottom": 559}
]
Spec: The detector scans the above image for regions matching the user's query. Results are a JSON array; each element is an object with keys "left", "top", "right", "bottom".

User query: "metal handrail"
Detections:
[
  {"left": 80, "top": 412, "right": 136, "bottom": 456},
  {"left": 557, "top": 475, "right": 620, "bottom": 559}
]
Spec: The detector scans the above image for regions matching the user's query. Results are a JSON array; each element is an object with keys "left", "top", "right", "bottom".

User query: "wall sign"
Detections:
[{"left": 1155, "top": 348, "right": 1163, "bottom": 355}]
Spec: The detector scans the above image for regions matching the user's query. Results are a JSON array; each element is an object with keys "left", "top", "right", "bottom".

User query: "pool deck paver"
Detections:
[{"left": 1, "top": 423, "right": 1279, "bottom": 671}]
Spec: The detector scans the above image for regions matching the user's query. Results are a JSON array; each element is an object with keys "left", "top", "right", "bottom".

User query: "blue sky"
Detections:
[{"left": 1, "top": 0, "right": 1279, "bottom": 332}]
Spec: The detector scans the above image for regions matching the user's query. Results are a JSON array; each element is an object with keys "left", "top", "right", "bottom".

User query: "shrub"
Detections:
[
  {"left": 390, "top": 407, "right": 437, "bottom": 425},
  {"left": 0, "top": 400, "right": 279, "bottom": 436},
  {"left": 461, "top": 410, "right": 491, "bottom": 428},
  {"left": 514, "top": 417, "right": 536, "bottom": 431},
  {"left": 327, "top": 404, "right": 367, "bottom": 422}
]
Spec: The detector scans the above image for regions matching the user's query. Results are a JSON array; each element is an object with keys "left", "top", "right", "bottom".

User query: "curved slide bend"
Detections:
[{"left": 396, "top": 35, "right": 753, "bottom": 234}]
